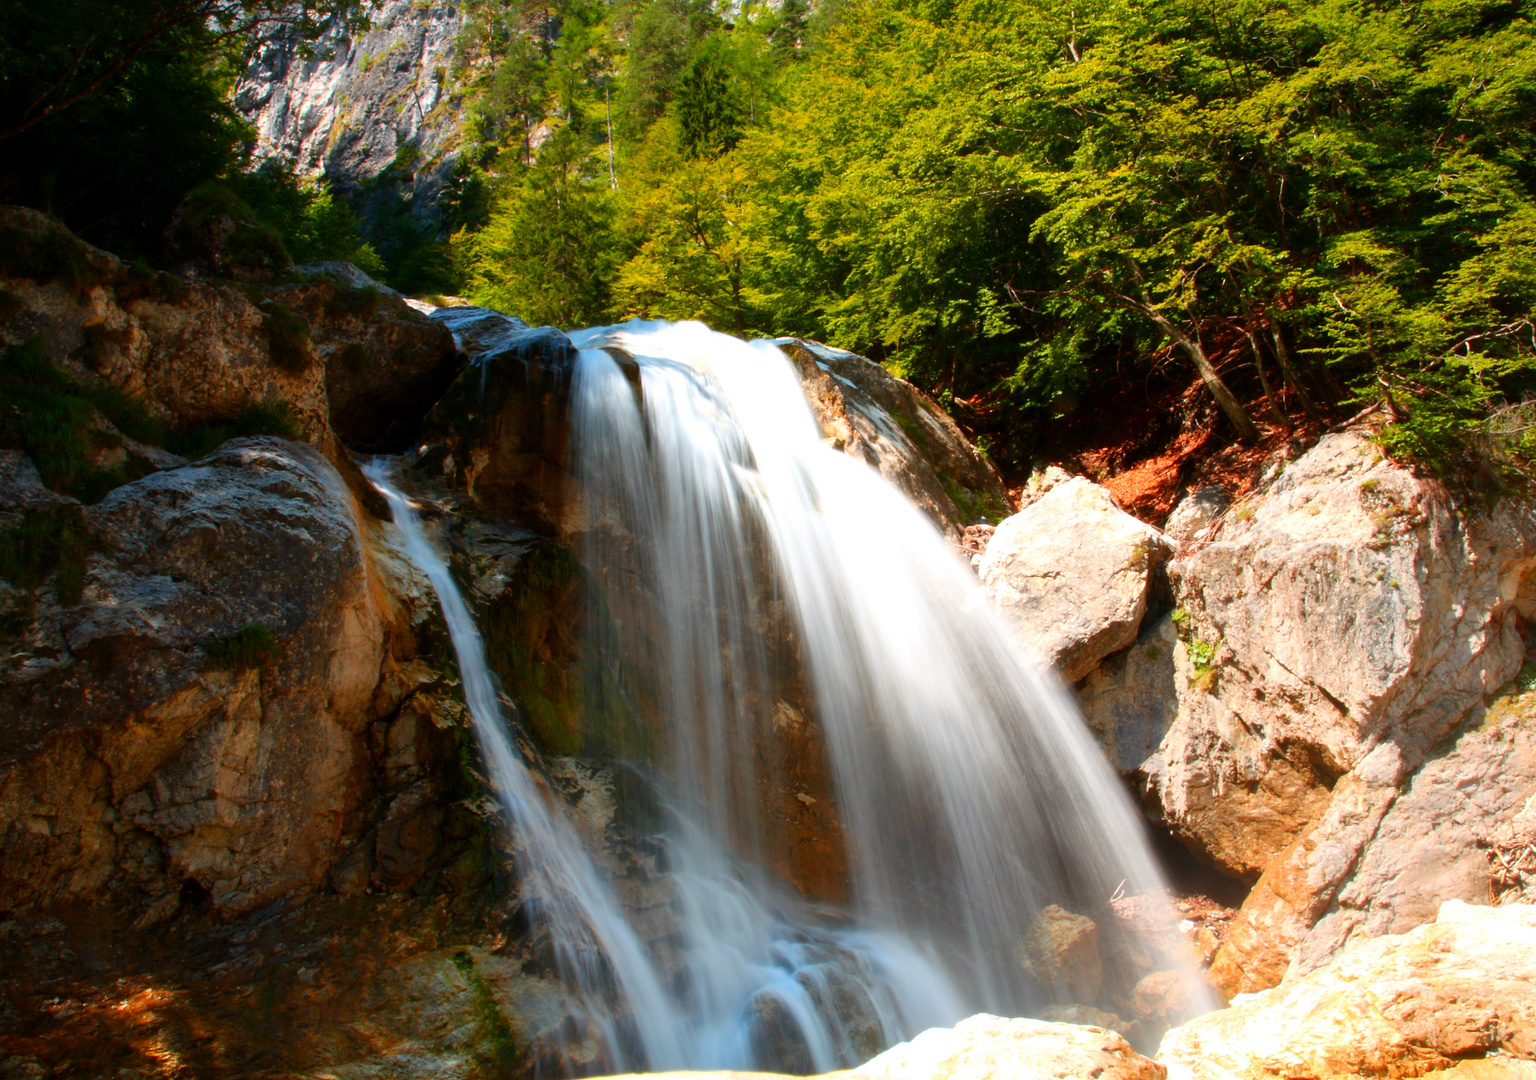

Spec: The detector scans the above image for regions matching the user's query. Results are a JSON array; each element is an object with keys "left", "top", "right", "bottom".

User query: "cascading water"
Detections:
[
  {"left": 371, "top": 313, "right": 1211, "bottom": 1074},
  {"left": 365, "top": 459, "right": 960, "bottom": 1073}
]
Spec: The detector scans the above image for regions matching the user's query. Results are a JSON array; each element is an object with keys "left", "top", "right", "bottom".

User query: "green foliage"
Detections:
[
  {"left": 462, "top": 127, "right": 620, "bottom": 327},
  {"left": 437, "top": 0, "right": 1536, "bottom": 474},
  {"left": 0, "top": 337, "right": 152, "bottom": 502},
  {"left": 203, "top": 623, "right": 283, "bottom": 670},
  {"left": 0, "top": 503, "right": 96, "bottom": 606},
  {"left": 164, "top": 401, "right": 302, "bottom": 460},
  {"left": 259, "top": 299, "right": 313, "bottom": 373},
  {"left": 221, "top": 160, "right": 387, "bottom": 275}
]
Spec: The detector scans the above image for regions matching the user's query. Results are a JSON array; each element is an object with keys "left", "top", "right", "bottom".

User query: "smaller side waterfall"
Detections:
[
  {"left": 364, "top": 460, "right": 961, "bottom": 1073},
  {"left": 364, "top": 462, "right": 687, "bottom": 1068}
]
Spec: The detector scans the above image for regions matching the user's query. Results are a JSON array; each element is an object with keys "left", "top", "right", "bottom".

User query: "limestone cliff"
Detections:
[{"left": 235, "top": 0, "right": 467, "bottom": 217}]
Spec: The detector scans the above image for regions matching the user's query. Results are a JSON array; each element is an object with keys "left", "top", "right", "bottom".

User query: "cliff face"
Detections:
[{"left": 234, "top": 0, "right": 467, "bottom": 215}]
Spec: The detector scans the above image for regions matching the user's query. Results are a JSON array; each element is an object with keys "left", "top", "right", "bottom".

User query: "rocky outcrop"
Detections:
[
  {"left": 980, "top": 478, "right": 1168, "bottom": 681},
  {"left": 1, "top": 208, "right": 457, "bottom": 457},
  {"left": 1160, "top": 901, "right": 1536, "bottom": 1080},
  {"left": 281, "top": 272, "right": 460, "bottom": 450},
  {"left": 235, "top": 0, "right": 467, "bottom": 221},
  {"left": 854, "top": 1014, "right": 1166, "bottom": 1080},
  {"left": 781, "top": 339, "right": 1012, "bottom": 541},
  {"left": 415, "top": 312, "right": 577, "bottom": 534},
  {"left": 0, "top": 439, "right": 388, "bottom": 917},
  {"left": 991, "top": 432, "right": 1536, "bottom": 997}
]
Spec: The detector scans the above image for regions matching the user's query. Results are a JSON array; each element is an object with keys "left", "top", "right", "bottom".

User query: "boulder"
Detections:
[
  {"left": 854, "top": 1014, "right": 1166, "bottom": 1080},
  {"left": 1147, "top": 431, "right": 1536, "bottom": 882},
  {"left": 780, "top": 339, "right": 1011, "bottom": 542},
  {"left": 275, "top": 275, "right": 461, "bottom": 451},
  {"left": 0, "top": 438, "right": 386, "bottom": 917},
  {"left": 1021, "top": 905, "right": 1103, "bottom": 1005},
  {"left": 415, "top": 312, "right": 578, "bottom": 534},
  {"left": 1159, "top": 901, "right": 1536, "bottom": 1080},
  {"left": 980, "top": 477, "right": 1169, "bottom": 682},
  {"left": 1209, "top": 679, "right": 1536, "bottom": 996},
  {"left": 3, "top": 206, "right": 463, "bottom": 471},
  {"left": 1162, "top": 485, "right": 1229, "bottom": 544},
  {"left": 1078, "top": 616, "right": 1180, "bottom": 773}
]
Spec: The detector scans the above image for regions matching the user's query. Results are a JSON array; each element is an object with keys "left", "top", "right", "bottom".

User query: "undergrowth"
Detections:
[
  {"left": 1, "top": 336, "right": 302, "bottom": 500},
  {"left": 166, "top": 402, "right": 301, "bottom": 460},
  {"left": 0, "top": 337, "right": 151, "bottom": 501}
]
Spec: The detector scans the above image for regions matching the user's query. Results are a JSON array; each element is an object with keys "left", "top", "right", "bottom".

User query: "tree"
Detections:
[{"left": 462, "top": 127, "right": 620, "bottom": 327}]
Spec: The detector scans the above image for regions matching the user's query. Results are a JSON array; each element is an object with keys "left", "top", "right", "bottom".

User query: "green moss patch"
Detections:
[
  {"left": 0, "top": 224, "right": 107, "bottom": 299},
  {"left": 449, "top": 951, "right": 521, "bottom": 1071},
  {"left": 323, "top": 285, "right": 383, "bottom": 318}
]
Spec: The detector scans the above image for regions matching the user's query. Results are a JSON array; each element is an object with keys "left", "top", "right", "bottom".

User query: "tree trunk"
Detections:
[
  {"left": 1243, "top": 324, "right": 1289, "bottom": 427},
  {"left": 1135, "top": 300, "right": 1261, "bottom": 443},
  {"left": 1265, "top": 321, "right": 1323, "bottom": 422}
]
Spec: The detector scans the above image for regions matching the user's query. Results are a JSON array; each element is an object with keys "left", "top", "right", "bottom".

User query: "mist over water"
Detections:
[{"left": 369, "top": 315, "right": 1208, "bottom": 1073}]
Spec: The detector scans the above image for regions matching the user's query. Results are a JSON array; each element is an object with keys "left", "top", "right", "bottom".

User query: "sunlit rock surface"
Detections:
[
  {"left": 0, "top": 208, "right": 458, "bottom": 460},
  {"left": 234, "top": 0, "right": 466, "bottom": 218},
  {"left": 854, "top": 1014, "right": 1166, "bottom": 1080},
  {"left": 1160, "top": 901, "right": 1536, "bottom": 1080},
  {"left": 0, "top": 439, "right": 384, "bottom": 916},
  {"left": 980, "top": 477, "right": 1169, "bottom": 681},
  {"left": 780, "top": 338, "right": 1012, "bottom": 541}
]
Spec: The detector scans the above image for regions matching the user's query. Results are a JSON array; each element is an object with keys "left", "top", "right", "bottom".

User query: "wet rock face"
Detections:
[
  {"left": 0, "top": 438, "right": 383, "bottom": 917},
  {"left": 417, "top": 315, "right": 578, "bottom": 534},
  {"left": 1160, "top": 901, "right": 1536, "bottom": 1080},
  {"left": 780, "top": 339, "right": 1012, "bottom": 541},
  {"left": 234, "top": 0, "right": 465, "bottom": 216},
  {"left": 980, "top": 477, "right": 1170, "bottom": 682},
  {"left": 854, "top": 1013, "right": 1167, "bottom": 1080}
]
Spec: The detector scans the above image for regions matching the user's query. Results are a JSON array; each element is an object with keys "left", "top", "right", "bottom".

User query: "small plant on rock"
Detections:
[{"left": 1187, "top": 638, "right": 1219, "bottom": 692}]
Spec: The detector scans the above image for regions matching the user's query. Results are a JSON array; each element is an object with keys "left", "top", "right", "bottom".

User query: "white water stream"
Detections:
[{"left": 369, "top": 315, "right": 1209, "bottom": 1073}]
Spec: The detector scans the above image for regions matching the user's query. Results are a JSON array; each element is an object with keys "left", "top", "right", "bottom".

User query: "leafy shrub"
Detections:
[{"left": 204, "top": 623, "right": 283, "bottom": 669}]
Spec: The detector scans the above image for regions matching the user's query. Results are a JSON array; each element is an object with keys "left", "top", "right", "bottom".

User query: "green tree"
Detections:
[{"left": 462, "top": 127, "right": 620, "bottom": 326}]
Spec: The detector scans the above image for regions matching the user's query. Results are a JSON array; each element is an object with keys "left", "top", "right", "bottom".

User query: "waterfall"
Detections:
[{"left": 369, "top": 314, "right": 1210, "bottom": 1074}]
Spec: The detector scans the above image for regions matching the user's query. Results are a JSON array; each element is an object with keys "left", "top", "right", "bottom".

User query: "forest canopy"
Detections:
[{"left": 442, "top": 0, "right": 1536, "bottom": 474}]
